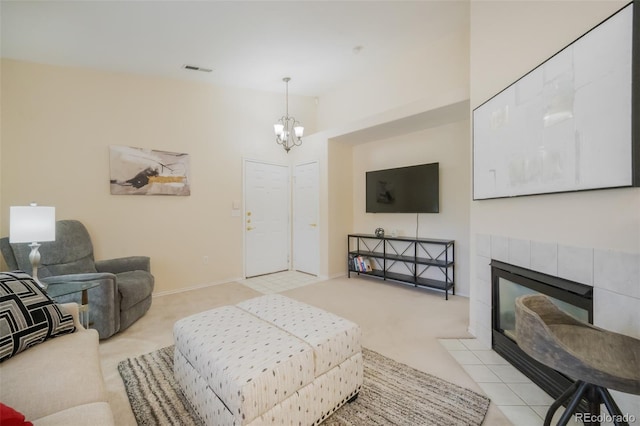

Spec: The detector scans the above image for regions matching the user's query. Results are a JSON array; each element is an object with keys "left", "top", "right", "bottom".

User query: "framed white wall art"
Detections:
[{"left": 473, "top": 2, "right": 639, "bottom": 200}]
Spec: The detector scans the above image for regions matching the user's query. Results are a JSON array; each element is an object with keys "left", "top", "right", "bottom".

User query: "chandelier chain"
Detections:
[{"left": 274, "top": 77, "right": 303, "bottom": 153}]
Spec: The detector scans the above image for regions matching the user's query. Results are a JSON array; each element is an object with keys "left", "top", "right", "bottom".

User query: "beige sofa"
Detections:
[{"left": 0, "top": 303, "right": 114, "bottom": 425}]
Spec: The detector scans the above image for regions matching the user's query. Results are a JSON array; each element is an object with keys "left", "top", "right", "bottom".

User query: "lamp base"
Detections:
[
  {"left": 32, "top": 276, "right": 48, "bottom": 290},
  {"left": 28, "top": 242, "right": 47, "bottom": 290}
]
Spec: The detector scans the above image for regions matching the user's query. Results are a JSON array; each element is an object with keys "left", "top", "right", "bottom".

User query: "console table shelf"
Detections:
[{"left": 347, "top": 234, "right": 455, "bottom": 299}]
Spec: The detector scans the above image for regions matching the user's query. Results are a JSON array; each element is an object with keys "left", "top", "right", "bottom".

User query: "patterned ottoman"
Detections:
[{"left": 173, "top": 295, "right": 362, "bottom": 426}]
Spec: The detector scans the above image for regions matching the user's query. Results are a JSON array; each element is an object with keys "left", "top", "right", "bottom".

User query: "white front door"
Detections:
[
  {"left": 293, "top": 161, "right": 319, "bottom": 276},
  {"left": 244, "top": 160, "right": 290, "bottom": 277}
]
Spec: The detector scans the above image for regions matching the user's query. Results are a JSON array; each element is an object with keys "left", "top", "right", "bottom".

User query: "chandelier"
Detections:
[{"left": 274, "top": 77, "right": 304, "bottom": 153}]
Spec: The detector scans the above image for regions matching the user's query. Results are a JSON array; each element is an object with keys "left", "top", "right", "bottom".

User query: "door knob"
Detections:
[
  {"left": 310, "top": 223, "right": 317, "bottom": 227},
  {"left": 247, "top": 226, "right": 254, "bottom": 231}
]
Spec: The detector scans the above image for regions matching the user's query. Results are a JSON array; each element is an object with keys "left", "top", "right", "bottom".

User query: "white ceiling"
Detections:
[{"left": 0, "top": 1, "right": 469, "bottom": 97}]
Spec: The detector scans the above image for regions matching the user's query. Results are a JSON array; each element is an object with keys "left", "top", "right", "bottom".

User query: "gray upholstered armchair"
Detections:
[{"left": 0, "top": 219, "right": 154, "bottom": 339}]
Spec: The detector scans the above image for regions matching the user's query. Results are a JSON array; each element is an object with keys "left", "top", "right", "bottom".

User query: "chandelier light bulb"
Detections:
[{"left": 274, "top": 77, "right": 303, "bottom": 153}]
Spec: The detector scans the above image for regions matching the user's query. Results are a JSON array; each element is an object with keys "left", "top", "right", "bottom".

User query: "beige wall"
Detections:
[
  {"left": 7, "top": 1, "right": 631, "bottom": 307},
  {"left": 318, "top": 28, "right": 469, "bottom": 131},
  {"left": 350, "top": 120, "right": 471, "bottom": 296},
  {"left": 327, "top": 139, "right": 354, "bottom": 279},
  {"left": 0, "top": 60, "right": 3, "bottom": 231},
  {"left": 470, "top": 0, "right": 639, "bottom": 255},
  {"left": 0, "top": 59, "right": 317, "bottom": 294},
  {"left": 315, "top": 5, "right": 471, "bottom": 286},
  {"left": 469, "top": 1, "right": 640, "bottom": 415}
]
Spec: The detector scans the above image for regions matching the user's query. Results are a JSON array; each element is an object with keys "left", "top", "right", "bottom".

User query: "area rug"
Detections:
[{"left": 118, "top": 346, "right": 490, "bottom": 426}]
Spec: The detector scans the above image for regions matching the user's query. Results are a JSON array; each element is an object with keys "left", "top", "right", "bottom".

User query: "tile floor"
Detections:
[
  {"left": 239, "top": 270, "right": 320, "bottom": 294},
  {"left": 439, "top": 338, "right": 557, "bottom": 425},
  {"left": 438, "top": 338, "right": 619, "bottom": 426}
]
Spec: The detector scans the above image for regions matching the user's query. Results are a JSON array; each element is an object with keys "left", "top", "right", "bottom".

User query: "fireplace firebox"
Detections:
[{"left": 491, "top": 260, "right": 593, "bottom": 403}]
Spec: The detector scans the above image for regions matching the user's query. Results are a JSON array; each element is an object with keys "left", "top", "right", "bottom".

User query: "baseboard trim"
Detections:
[
  {"left": 329, "top": 272, "right": 347, "bottom": 280},
  {"left": 152, "top": 277, "right": 243, "bottom": 298}
]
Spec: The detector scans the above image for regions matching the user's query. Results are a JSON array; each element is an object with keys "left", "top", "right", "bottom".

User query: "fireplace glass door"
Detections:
[
  {"left": 491, "top": 260, "right": 593, "bottom": 403},
  {"left": 497, "top": 276, "right": 590, "bottom": 341}
]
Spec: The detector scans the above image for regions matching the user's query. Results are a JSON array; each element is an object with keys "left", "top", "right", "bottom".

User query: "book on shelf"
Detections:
[
  {"left": 351, "top": 255, "right": 373, "bottom": 272},
  {"left": 362, "top": 257, "right": 373, "bottom": 272},
  {"left": 351, "top": 256, "right": 360, "bottom": 271}
]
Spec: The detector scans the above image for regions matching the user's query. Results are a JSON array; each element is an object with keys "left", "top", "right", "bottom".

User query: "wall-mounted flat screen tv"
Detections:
[{"left": 366, "top": 163, "right": 439, "bottom": 213}]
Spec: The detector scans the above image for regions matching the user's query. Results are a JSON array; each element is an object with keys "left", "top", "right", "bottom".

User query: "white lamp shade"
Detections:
[
  {"left": 10, "top": 205, "right": 56, "bottom": 243},
  {"left": 273, "top": 123, "right": 284, "bottom": 136},
  {"left": 294, "top": 126, "right": 304, "bottom": 137}
]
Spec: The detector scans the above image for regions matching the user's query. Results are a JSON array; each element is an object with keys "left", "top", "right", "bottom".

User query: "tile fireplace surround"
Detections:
[{"left": 470, "top": 234, "right": 640, "bottom": 419}]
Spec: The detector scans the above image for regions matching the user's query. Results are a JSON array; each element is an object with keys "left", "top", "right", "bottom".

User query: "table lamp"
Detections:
[{"left": 9, "top": 203, "right": 56, "bottom": 289}]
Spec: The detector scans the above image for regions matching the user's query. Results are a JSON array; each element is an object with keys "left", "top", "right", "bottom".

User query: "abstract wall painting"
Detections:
[
  {"left": 473, "top": 2, "right": 638, "bottom": 200},
  {"left": 109, "top": 145, "right": 191, "bottom": 196}
]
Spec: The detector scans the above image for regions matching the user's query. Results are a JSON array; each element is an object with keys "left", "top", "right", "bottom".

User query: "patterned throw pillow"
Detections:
[{"left": 0, "top": 271, "right": 76, "bottom": 363}]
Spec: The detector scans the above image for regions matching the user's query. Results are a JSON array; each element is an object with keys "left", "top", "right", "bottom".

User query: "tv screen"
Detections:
[{"left": 366, "top": 163, "right": 439, "bottom": 213}]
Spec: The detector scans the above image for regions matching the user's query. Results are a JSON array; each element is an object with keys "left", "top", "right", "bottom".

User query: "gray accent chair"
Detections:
[
  {"left": 515, "top": 294, "right": 640, "bottom": 426},
  {"left": 0, "top": 219, "right": 154, "bottom": 339}
]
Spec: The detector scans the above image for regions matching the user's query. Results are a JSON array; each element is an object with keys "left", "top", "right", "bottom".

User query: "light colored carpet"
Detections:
[
  {"left": 118, "top": 345, "right": 490, "bottom": 426},
  {"left": 99, "top": 275, "right": 512, "bottom": 425}
]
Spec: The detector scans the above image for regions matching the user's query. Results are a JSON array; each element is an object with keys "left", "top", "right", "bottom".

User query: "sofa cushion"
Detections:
[
  {"left": 0, "top": 271, "right": 76, "bottom": 363},
  {"left": 0, "top": 324, "right": 106, "bottom": 421},
  {"left": 32, "top": 402, "right": 114, "bottom": 426}
]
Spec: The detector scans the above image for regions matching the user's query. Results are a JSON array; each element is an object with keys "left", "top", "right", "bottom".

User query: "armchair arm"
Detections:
[
  {"left": 42, "top": 272, "right": 117, "bottom": 285},
  {"left": 42, "top": 273, "right": 120, "bottom": 340},
  {"left": 95, "top": 256, "right": 151, "bottom": 274}
]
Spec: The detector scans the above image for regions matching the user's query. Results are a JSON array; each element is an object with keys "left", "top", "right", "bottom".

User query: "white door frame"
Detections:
[{"left": 242, "top": 158, "right": 291, "bottom": 278}]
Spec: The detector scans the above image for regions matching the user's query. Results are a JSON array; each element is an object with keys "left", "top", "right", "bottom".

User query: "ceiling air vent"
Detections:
[{"left": 182, "top": 64, "right": 212, "bottom": 73}]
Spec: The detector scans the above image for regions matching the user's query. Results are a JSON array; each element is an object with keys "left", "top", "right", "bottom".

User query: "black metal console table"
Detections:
[{"left": 347, "top": 234, "right": 455, "bottom": 299}]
